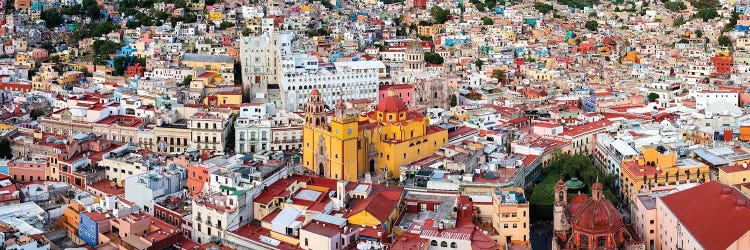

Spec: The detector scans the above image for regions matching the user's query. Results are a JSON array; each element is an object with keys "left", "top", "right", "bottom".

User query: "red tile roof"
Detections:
[
  {"left": 344, "top": 186, "right": 403, "bottom": 222},
  {"left": 231, "top": 224, "right": 300, "bottom": 250},
  {"left": 660, "top": 182, "right": 750, "bottom": 250},
  {"left": 558, "top": 119, "right": 612, "bottom": 137},
  {"left": 301, "top": 221, "right": 341, "bottom": 237}
]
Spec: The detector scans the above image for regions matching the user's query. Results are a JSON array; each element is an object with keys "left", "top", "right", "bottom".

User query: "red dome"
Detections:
[
  {"left": 571, "top": 197, "right": 623, "bottom": 233},
  {"left": 311, "top": 89, "right": 321, "bottom": 95},
  {"left": 376, "top": 96, "right": 408, "bottom": 113}
]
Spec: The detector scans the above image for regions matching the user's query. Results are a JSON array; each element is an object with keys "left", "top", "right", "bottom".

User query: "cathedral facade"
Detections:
[{"left": 302, "top": 88, "right": 448, "bottom": 181}]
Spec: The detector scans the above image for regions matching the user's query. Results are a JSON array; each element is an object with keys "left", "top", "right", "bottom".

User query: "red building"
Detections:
[
  {"left": 126, "top": 63, "right": 145, "bottom": 78},
  {"left": 154, "top": 195, "right": 193, "bottom": 240},
  {"left": 413, "top": 0, "right": 427, "bottom": 9},
  {"left": 0, "top": 82, "right": 32, "bottom": 92},
  {"left": 710, "top": 55, "right": 733, "bottom": 75},
  {"left": 552, "top": 180, "right": 644, "bottom": 249}
]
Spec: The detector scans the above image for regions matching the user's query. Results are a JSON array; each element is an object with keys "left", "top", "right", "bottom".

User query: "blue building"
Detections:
[
  {"left": 582, "top": 91, "right": 597, "bottom": 113},
  {"left": 78, "top": 212, "right": 103, "bottom": 246}
]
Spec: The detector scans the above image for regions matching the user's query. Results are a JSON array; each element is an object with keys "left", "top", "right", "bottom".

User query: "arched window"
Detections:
[
  {"left": 431, "top": 240, "right": 438, "bottom": 246},
  {"left": 450, "top": 242, "right": 457, "bottom": 248},
  {"left": 441, "top": 241, "right": 448, "bottom": 247}
]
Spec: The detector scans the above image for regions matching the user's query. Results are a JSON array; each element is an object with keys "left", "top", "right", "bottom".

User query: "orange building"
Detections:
[
  {"left": 59, "top": 201, "right": 85, "bottom": 234},
  {"left": 187, "top": 164, "right": 218, "bottom": 196}
]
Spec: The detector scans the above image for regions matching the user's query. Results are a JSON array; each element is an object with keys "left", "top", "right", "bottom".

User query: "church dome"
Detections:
[
  {"left": 406, "top": 40, "right": 422, "bottom": 54},
  {"left": 376, "top": 95, "right": 408, "bottom": 113},
  {"left": 571, "top": 197, "right": 623, "bottom": 233},
  {"left": 311, "top": 88, "right": 321, "bottom": 95}
]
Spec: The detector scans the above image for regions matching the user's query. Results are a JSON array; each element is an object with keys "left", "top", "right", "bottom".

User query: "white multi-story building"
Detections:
[
  {"left": 695, "top": 90, "right": 739, "bottom": 110},
  {"left": 123, "top": 164, "right": 186, "bottom": 215},
  {"left": 593, "top": 133, "right": 638, "bottom": 176},
  {"left": 235, "top": 104, "right": 273, "bottom": 154},
  {"left": 191, "top": 189, "right": 253, "bottom": 244},
  {"left": 280, "top": 60, "right": 384, "bottom": 111}
]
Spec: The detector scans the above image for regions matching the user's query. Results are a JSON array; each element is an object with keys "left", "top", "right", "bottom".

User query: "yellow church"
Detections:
[{"left": 303, "top": 88, "right": 448, "bottom": 181}]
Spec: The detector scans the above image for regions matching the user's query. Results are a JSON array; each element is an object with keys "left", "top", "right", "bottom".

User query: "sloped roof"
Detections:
[{"left": 660, "top": 182, "right": 750, "bottom": 250}]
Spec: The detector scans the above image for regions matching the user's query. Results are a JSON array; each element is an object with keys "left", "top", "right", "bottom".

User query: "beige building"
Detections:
[
  {"left": 154, "top": 123, "right": 192, "bottom": 154},
  {"left": 718, "top": 164, "right": 750, "bottom": 186},
  {"left": 99, "top": 150, "right": 149, "bottom": 185},
  {"left": 188, "top": 109, "right": 234, "bottom": 153},
  {"left": 491, "top": 188, "right": 530, "bottom": 247},
  {"left": 298, "top": 214, "right": 359, "bottom": 250}
]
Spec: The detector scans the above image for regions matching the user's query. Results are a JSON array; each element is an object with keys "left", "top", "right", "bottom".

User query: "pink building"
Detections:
[
  {"left": 379, "top": 84, "right": 414, "bottom": 106},
  {"left": 109, "top": 211, "right": 181, "bottom": 249},
  {"left": 655, "top": 182, "right": 750, "bottom": 250},
  {"left": 31, "top": 48, "right": 48, "bottom": 60},
  {"left": 8, "top": 158, "right": 47, "bottom": 182}
]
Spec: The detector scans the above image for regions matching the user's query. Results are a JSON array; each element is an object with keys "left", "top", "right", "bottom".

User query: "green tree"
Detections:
[
  {"left": 694, "top": 29, "right": 703, "bottom": 38},
  {"left": 492, "top": 69, "right": 507, "bottom": 84},
  {"left": 182, "top": 75, "right": 193, "bottom": 86},
  {"left": 83, "top": 0, "right": 101, "bottom": 19},
  {"left": 41, "top": 9, "right": 64, "bottom": 29},
  {"left": 449, "top": 94, "right": 457, "bottom": 107},
  {"left": 664, "top": 1, "right": 686, "bottom": 12},
  {"left": 474, "top": 59, "right": 484, "bottom": 70},
  {"left": 30, "top": 109, "right": 46, "bottom": 120},
  {"left": 585, "top": 20, "right": 598, "bottom": 31},
  {"left": 430, "top": 6, "right": 450, "bottom": 24},
  {"left": 40, "top": 42, "right": 55, "bottom": 53},
  {"left": 0, "top": 139, "right": 11, "bottom": 159},
  {"left": 694, "top": 7, "right": 718, "bottom": 21},
  {"left": 424, "top": 52, "right": 444, "bottom": 64},
  {"left": 482, "top": 17, "right": 494, "bottom": 25},
  {"left": 648, "top": 92, "right": 660, "bottom": 102},
  {"left": 534, "top": 2, "right": 553, "bottom": 14},
  {"left": 673, "top": 16, "right": 686, "bottom": 27},
  {"left": 90, "top": 22, "right": 118, "bottom": 37},
  {"left": 241, "top": 28, "right": 251, "bottom": 36},
  {"left": 218, "top": 21, "right": 235, "bottom": 30},
  {"left": 718, "top": 35, "right": 732, "bottom": 47},
  {"left": 112, "top": 56, "right": 129, "bottom": 76}
]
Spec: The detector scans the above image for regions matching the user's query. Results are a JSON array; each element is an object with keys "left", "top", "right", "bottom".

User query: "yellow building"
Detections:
[
  {"left": 303, "top": 89, "right": 448, "bottom": 181},
  {"left": 344, "top": 186, "right": 404, "bottom": 233},
  {"left": 204, "top": 89, "right": 242, "bottom": 106},
  {"left": 417, "top": 24, "right": 443, "bottom": 37},
  {"left": 620, "top": 146, "right": 709, "bottom": 202},
  {"left": 208, "top": 11, "right": 223, "bottom": 21},
  {"left": 682, "top": 128, "right": 714, "bottom": 146},
  {"left": 491, "top": 188, "right": 530, "bottom": 247},
  {"left": 718, "top": 164, "right": 750, "bottom": 186}
]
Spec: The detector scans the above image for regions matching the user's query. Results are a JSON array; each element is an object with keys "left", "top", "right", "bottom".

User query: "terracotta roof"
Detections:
[
  {"left": 344, "top": 186, "right": 403, "bottom": 222},
  {"left": 375, "top": 95, "right": 408, "bottom": 113},
  {"left": 301, "top": 221, "right": 341, "bottom": 237},
  {"left": 660, "top": 182, "right": 750, "bottom": 250},
  {"left": 558, "top": 119, "right": 612, "bottom": 137}
]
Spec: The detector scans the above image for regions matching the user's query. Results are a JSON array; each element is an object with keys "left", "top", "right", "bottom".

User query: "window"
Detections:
[
  {"left": 451, "top": 242, "right": 457, "bottom": 248},
  {"left": 581, "top": 235, "right": 588, "bottom": 247},
  {"left": 305, "top": 238, "right": 308, "bottom": 246},
  {"left": 650, "top": 220, "right": 654, "bottom": 224},
  {"left": 431, "top": 240, "right": 438, "bottom": 246},
  {"left": 512, "top": 223, "right": 517, "bottom": 228},
  {"left": 441, "top": 241, "right": 448, "bottom": 247},
  {"left": 598, "top": 237, "right": 606, "bottom": 246},
  {"left": 503, "top": 224, "right": 508, "bottom": 228}
]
